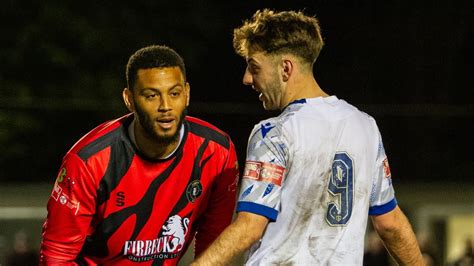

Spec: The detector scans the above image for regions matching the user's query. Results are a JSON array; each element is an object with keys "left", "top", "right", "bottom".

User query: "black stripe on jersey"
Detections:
[
  {"left": 96, "top": 131, "right": 135, "bottom": 205},
  {"left": 80, "top": 137, "right": 212, "bottom": 263},
  {"left": 80, "top": 148, "right": 185, "bottom": 259},
  {"left": 187, "top": 120, "right": 230, "bottom": 150},
  {"left": 77, "top": 128, "right": 122, "bottom": 161},
  {"left": 151, "top": 139, "right": 211, "bottom": 266},
  {"left": 159, "top": 138, "right": 211, "bottom": 237},
  {"left": 76, "top": 124, "right": 135, "bottom": 205}
]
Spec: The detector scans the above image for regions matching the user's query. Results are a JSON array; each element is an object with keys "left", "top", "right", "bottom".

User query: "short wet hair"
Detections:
[
  {"left": 233, "top": 9, "right": 324, "bottom": 66},
  {"left": 126, "top": 45, "right": 186, "bottom": 90}
]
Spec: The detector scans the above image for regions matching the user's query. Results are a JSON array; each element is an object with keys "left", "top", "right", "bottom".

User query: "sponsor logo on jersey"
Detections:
[
  {"left": 56, "top": 167, "right": 67, "bottom": 183},
  {"left": 55, "top": 167, "right": 75, "bottom": 189},
  {"left": 383, "top": 158, "right": 391, "bottom": 178},
  {"left": 123, "top": 214, "right": 190, "bottom": 262},
  {"left": 383, "top": 158, "right": 392, "bottom": 186},
  {"left": 51, "top": 183, "right": 80, "bottom": 214},
  {"left": 186, "top": 180, "right": 202, "bottom": 203},
  {"left": 243, "top": 161, "right": 285, "bottom": 186},
  {"left": 52, "top": 167, "right": 79, "bottom": 213}
]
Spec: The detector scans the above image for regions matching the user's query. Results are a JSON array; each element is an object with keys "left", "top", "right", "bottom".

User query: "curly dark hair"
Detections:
[
  {"left": 233, "top": 9, "right": 324, "bottom": 66},
  {"left": 126, "top": 45, "right": 186, "bottom": 90}
]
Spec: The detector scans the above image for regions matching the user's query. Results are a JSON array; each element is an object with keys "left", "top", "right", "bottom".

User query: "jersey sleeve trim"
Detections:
[
  {"left": 369, "top": 198, "right": 397, "bottom": 216},
  {"left": 236, "top": 201, "right": 278, "bottom": 222}
]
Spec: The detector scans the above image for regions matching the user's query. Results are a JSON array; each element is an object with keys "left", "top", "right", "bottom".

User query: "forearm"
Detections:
[
  {"left": 40, "top": 235, "right": 83, "bottom": 265},
  {"left": 378, "top": 224, "right": 423, "bottom": 265},
  {"left": 192, "top": 212, "right": 267, "bottom": 266},
  {"left": 192, "top": 222, "right": 254, "bottom": 265},
  {"left": 373, "top": 207, "right": 424, "bottom": 265}
]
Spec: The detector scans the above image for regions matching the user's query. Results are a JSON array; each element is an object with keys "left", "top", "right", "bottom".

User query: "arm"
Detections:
[
  {"left": 371, "top": 206, "right": 424, "bottom": 266},
  {"left": 40, "top": 153, "right": 97, "bottom": 264},
  {"left": 192, "top": 212, "right": 269, "bottom": 266},
  {"left": 193, "top": 122, "right": 286, "bottom": 264},
  {"left": 194, "top": 141, "right": 240, "bottom": 255}
]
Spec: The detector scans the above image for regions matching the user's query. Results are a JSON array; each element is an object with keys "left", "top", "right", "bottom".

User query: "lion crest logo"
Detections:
[{"left": 162, "top": 215, "right": 190, "bottom": 252}]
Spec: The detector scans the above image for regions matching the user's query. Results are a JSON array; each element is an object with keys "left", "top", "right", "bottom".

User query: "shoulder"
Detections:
[
  {"left": 318, "top": 98, "right": 381, "bottom": 133},
  {"left": 249, "top": 114, "right": 286, "bottom": 137},
  {"left": 185, "top": 116, "right": 233, "bottom": 150},
  {"left": 249, "top": 105, "right": 304, "bottom": 141},
  {"left": 245, "top": 116, "right": 290, "bottom": 166},
  {"left": 248, "top": 115, "right": 290, "bottom": 148},
  {"left": 335, "top": 98, "right": 378, "bottom": 122},
  {"left": 67, "top": 114, "right": 132, "bottom": 161}
]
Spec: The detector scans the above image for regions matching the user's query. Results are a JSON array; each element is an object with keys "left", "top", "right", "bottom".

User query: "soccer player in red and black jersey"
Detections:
[{"left": 40, "top": 45, "right": 239, "bottom": 265}]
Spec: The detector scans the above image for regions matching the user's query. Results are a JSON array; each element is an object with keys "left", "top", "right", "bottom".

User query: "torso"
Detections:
[{"left": 238, "top": 96, "right": 395, "bottom": 265}]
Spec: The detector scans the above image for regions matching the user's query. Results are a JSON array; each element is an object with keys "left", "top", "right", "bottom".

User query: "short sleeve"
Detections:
[
  {"left": 236, "top": 120, "right": 288, "bottom": 221},
  {"left": 369, "top": 132, "right": 397, "bottom": 216}
]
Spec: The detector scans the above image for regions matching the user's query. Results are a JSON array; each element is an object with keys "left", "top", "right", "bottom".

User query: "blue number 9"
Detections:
[{"left": 326, "top": 152, "right": 354, "bottom": 226}]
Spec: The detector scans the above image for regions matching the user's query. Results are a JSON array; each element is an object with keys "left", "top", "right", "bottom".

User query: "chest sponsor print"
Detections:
[{"left": 123, "top": 214, "right": 190, "bottom": 262}]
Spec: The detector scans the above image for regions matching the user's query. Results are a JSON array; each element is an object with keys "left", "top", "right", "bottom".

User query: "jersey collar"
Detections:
[
  {"left": 128, "top": 116, "right": 185, "bottom": 160},
  {"left": 282, "top": 98, "right": 307, "bottom": 111}
]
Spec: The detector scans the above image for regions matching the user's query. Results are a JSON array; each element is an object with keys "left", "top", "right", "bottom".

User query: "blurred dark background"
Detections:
[{"left": 0, "top": 0, "right": 472, "bottom": 184}]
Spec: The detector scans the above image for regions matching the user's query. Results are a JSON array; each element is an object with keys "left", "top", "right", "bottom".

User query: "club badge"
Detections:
[{"left": 186, "top": 180, "right": 203, "bottom": 203}]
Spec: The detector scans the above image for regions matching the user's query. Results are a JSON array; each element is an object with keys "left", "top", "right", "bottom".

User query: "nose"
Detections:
[
  {"left": 242, "top": 69, "right": 253, "bottom": 86},
  {"left": 158, "top": 95, "right": 171, "bottom": 112}
]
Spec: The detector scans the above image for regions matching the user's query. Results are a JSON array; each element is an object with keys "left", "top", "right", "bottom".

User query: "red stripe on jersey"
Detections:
[{"left": 40, "top": 114, "right": 239, "bottom": 265}]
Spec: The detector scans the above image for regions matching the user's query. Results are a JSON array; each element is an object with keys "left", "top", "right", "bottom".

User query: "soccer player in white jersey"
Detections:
[{"left": 192, "top": 9, "right": 425, "bottom": 266}]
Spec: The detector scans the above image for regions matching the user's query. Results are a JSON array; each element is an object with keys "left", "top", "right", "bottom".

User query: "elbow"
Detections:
[
  {"left": 371, "top": 206, "right": 404, "bottom": 238},
  {"left": 373, "top": 216, "right": 398, "bottom": 236},
  {"left": 373, "top": 222, "right": 399, "bottom": 241}
]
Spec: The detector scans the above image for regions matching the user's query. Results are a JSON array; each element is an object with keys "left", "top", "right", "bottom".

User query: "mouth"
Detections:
[{"left": 156, "top": 117, "right": 175, "bottom": 129}]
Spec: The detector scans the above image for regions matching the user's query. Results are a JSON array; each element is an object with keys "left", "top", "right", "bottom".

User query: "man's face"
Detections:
[
  {"left": 129, "top": 67, "right": 190, "bottom": 144},
  {"left": 243, "top": 51, "right": 285, "bottom": 110}
]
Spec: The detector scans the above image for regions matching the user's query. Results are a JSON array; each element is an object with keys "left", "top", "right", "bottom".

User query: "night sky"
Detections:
[{"left": 0, "top": 0, "right": 472, "bottom": 183}]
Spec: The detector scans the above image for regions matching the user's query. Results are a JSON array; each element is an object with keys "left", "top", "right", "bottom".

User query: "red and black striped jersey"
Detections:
[{"left": 40, "top": 114, "right": 239, "bottom": 265}]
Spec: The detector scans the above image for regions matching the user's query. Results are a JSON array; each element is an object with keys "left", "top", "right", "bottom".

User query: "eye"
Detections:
[
  {"left": 248, "top": 64, "right": 259, "bottom": 74},
  {"left": 170, "top": 87, "right": 183, "bottom": 97},
  {"left": 145, "top": 94, "right": 156, "bottom": 100}
]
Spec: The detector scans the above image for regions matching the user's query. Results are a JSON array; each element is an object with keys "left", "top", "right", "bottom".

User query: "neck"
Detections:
[
  {"left": 130, "top": 118, "right": 182, "bottom": 160},
  {"left": 282, "top": 74, "right": 328, "bottom": 109}
]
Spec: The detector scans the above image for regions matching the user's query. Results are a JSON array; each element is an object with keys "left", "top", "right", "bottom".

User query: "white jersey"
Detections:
[{"left": 237, "top": 96, "right": 396, "bottom": 265}]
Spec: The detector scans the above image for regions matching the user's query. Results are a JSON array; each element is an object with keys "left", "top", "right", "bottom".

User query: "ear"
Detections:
[
  {"left": 122, "top": 88, "right": 135, "bottom": 112},
  {"left": 282, "top": 59, "right": 293, "bottom": 82},
  {"left": 185, "top": 82, "right": 191, "bottom": 107}
]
